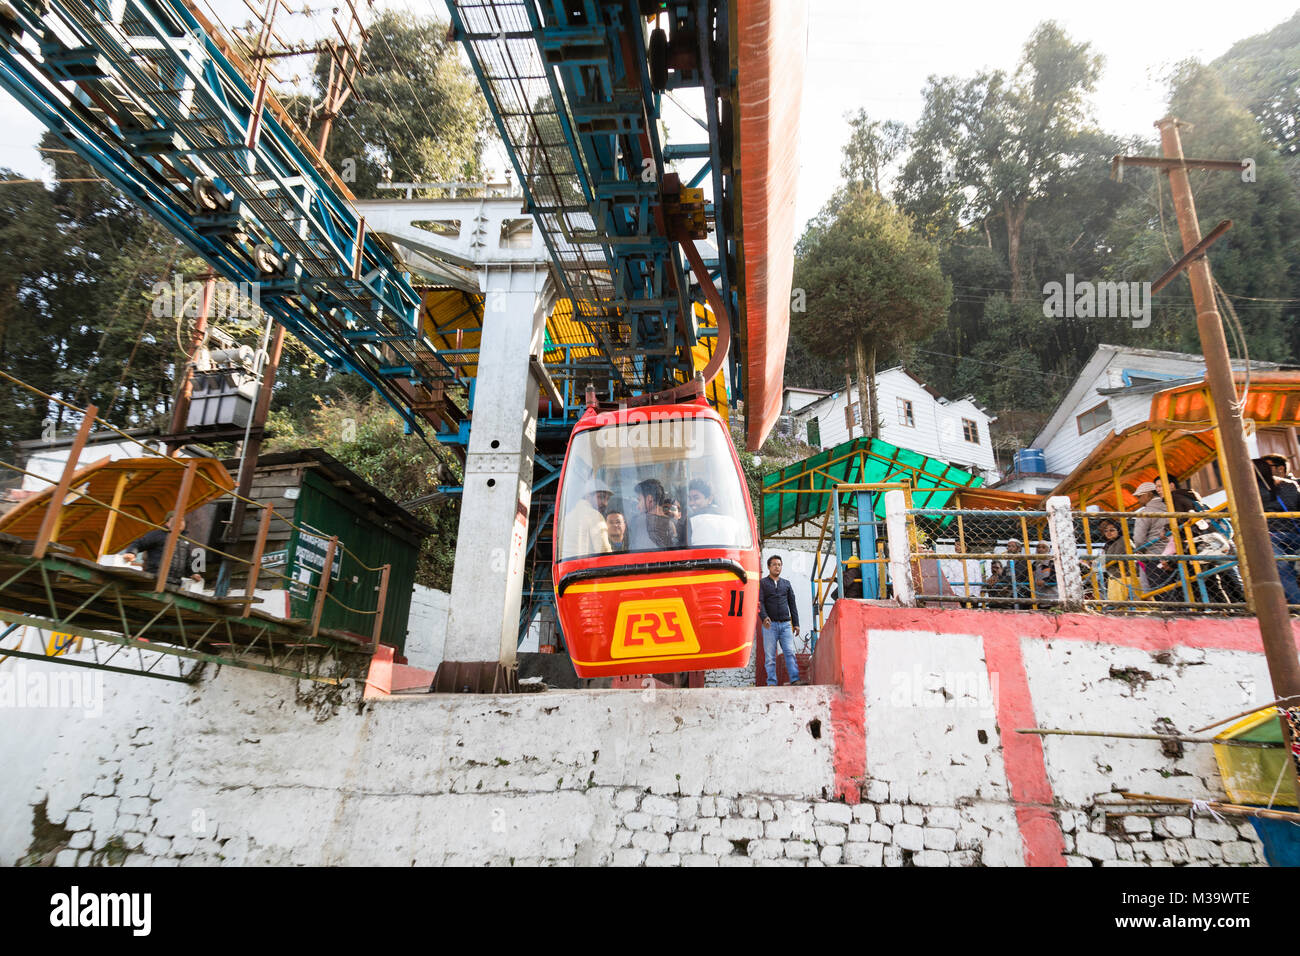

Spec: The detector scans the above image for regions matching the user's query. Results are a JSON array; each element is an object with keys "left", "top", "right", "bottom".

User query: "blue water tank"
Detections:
[{"left": 1014, "top": 448, "right": 1047, "bottom": 474}]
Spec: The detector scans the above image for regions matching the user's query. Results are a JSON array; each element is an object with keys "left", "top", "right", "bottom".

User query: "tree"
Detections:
[
  {"left": 284, "top": 10, "right": 491, "bottom": 197},
  {"left": 0, "top": 136, "right": 192, "bottom": 460},
  {"left": 1212, "top": 11, "right": 1299, "bottom": 185},
  {"left": 264, "top": 395, "right": 462, "bottom": 589},
  {"left": 793, "top": 187, "right": 951, "bottom": 438},
  {"left": 841, "top": 110, "right": 909, "bottom": 194},
  {"left": 898, "top": 22, "right": 1104, "bottom": 300}
]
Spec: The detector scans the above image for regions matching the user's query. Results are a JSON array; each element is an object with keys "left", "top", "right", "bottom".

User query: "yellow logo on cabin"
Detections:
[{"left": 611, "top": 598, "right": 700, "bottom": 659}]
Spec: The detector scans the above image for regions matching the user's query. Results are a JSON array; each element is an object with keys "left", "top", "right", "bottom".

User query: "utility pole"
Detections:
[
  {"left": 844, "top": 359, "right": 856, "bottom": 440},
  {"left": 1123, "top": 117, "right": 1300, "bottom": 802}
]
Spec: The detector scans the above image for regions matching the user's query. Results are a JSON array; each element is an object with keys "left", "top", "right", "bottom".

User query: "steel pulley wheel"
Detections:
[
  {"left": 649, "top": 28, "right": 668, "bottom": 93},
  {"left": 718, "top": 98, "right": 733, "bottom": 175},
  {"left": 193, "top": 176, "right": 228, "bottom": 212},
  {"left": 252, "top": 243, "right": 283, "bottom": 276}
]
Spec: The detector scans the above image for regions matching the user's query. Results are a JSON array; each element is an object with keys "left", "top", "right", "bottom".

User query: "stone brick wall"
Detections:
[
  {"left": 4, "top": 601, "right": 1291, "bottom": 868},
  {"left": 1061, "top": 805, "right": 1266, "bottom": 867},
  {"left": 30, "top": 778, "right": 1268, "bottom": 867}
]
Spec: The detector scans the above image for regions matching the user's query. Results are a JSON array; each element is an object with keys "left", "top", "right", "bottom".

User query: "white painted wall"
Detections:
[
  {"left": 20, "top": 439, "right": 158, "bottom": 492},
  {"left": 0, "top": 609, "right": 1275, "bottom": 867},
  {"left": 864, "top": 628, "right": 1024, "bottom": 865},
  {"left": 405, "top": 584, "right": 450, "bottom": 669},
  {"left": 792, "top": 369, "right": 997, "bottom": 479}
]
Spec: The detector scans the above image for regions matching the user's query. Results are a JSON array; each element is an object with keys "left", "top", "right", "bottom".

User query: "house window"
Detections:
[
  {"left": 898, "top": 398, "right": 914, "bottom": 427},
  {"left": 1076, "top": 401, "right": 1112, "bottom": 435},
  {"left": 807, "top": 417, "right": 821, "bottom": 448},
  {"left": 962, "top": 418, "right": 978, "bottom": 443}
]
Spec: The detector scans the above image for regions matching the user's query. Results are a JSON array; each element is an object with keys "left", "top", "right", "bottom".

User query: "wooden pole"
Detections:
[
  {"left": 309, "top": 535, "right": 338, "bottom": 636},
  {"left": 33, "top": 404, "right": 98, "bottom": 559},
  {"left": 1120, "top": 792, "right": 1300, "bottom": 823},
  {"left": 1157, "top": 117, "right": 1300, "bottom": 804},
  {"left": 1191, "top": 695, "right": 1300, "bottom": 734},
  {"left": 372, "top": 564, "right": 391, "bottom": 644},
  {"left": 242, "top": 505, "right": 275, "bottom": 617},
  {"left": 154, "top": 460, "right": 198, "bottom": 592},
  {"left": 223, "top": 323, "right": 284, "bottom": 546},
  {"left": 96, "top": 469, "right": 131, "bottom": 561},
  {"left": 166, "top": 274, "right": 214, "bottom": 451},
  {"left": 1017, "top": 727, "right": 1279, "bottom": 748}
]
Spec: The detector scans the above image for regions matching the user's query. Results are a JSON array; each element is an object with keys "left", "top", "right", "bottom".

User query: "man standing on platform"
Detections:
[{"left": 760, "top": 554, "right": 801, "bottom": 686}]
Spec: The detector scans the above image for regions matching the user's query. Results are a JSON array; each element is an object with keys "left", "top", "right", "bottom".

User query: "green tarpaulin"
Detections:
[{"left": 760, "top": 437, "right": 984, "bottom": 538}]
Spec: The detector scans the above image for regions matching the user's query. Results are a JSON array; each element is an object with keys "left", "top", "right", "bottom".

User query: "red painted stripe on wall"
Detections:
[
  {"left": 982, "top": 631, "right": 1067, "bottom": 867},
  {"left": 817, "top": 602, "right": 867, "bottom": 802}
]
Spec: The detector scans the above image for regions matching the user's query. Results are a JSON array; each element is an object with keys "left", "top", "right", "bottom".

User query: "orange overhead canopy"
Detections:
[
  {"left": 1149, "top": 372, "right": 1300, "bottom": 430},
  {"left": 736, "top": 0, "right": 807, "bottom": 451},
  {"left": 0, "top": 457, "right": 234, "bottom": 560},
  {"left": 1052, "top": 424, "right": 1219, "bottom": 512},
  {"left": 1054, "top": 373, "right": 1300, "bottom": 510}
]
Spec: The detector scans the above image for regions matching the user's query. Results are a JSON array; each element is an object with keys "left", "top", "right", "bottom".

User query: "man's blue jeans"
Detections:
[{"left": 763, "top": 619, "right": 799, "bottom": 685}]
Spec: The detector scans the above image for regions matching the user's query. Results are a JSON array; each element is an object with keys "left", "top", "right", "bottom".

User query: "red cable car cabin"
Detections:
[{"left": 552, "top": 387, "right": 760, "bottom": 679}]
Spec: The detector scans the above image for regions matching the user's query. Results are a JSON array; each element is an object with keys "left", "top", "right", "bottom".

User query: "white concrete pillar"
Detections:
[
  {"left": 1046, "top": 495, "right": 1084, "bottom": 610},
  {"left": 442, "top": 266, "right": 552, "bottom": 684},
  {"left": 885, "top": 490, "right": 915, "bottom": 607}
]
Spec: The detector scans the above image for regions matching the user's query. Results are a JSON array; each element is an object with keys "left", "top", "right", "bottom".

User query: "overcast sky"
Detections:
[
  {"left": 798, "top": 1, "right": 1300, "bottom": 226},
  {"left": 0, "top": 0, "right": 1295, "bottom": 232}
]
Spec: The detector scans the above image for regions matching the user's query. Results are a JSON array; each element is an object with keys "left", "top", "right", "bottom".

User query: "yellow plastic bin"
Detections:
[{"left": 1212, "top": 707, "right": 1298, "bottom": 808}]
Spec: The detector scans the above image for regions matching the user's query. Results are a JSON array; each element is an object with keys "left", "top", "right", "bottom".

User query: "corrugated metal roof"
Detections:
[{"left": 760, "top": 436, "right": 983, "bottom": 538}]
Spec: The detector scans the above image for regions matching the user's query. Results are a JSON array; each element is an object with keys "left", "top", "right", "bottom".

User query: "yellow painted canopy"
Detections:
[{"left": 0, "top": 457, "right": 234, "bottom": 560}]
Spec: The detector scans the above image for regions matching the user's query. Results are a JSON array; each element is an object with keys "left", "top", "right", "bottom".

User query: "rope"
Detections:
[{"left": 1189, "top": 799, "right": 1227, "bottom": 824}]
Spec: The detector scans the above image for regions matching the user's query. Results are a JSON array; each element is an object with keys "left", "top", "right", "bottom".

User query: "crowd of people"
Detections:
[{"left": 976, "top": 453, "right": 1300, "bottom": 610}]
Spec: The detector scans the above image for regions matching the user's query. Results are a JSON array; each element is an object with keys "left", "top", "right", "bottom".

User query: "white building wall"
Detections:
[
  {"left": 793, "top": 371, "right": 997, "bottom": 479},
  {"left": 1037, "top": 349, "right": 1261, "bottom": 477},
  {"left": 19, "top": 439, "right": 167, "bottom": 492},
  {"left": 0, "top": 609, "right": 1273, "bottom": 867}
]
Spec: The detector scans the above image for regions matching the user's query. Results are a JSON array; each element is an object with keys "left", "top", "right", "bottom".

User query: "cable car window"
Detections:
[{"left": 557, "top": 416, "right": 753, "bottom": 561}]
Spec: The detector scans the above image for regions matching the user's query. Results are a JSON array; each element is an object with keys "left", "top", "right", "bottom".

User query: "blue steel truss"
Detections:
[
  {"left": 446, "top": 0, "right": 741, "bottom": 398},
  {"left": 0, "top": 0, "right": 456, "bottom": 436}
]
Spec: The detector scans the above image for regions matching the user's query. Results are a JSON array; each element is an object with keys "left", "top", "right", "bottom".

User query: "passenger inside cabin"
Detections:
[
  {"left": 628, "top": 477, "right": 680, "bottom": 551},
  {"left": 686, "top": 478, "right": 743, "bottom": 547},
  {"left": 662, "top": 497, "right": 686, "bottom": 544},
  {"left": 605, "top": 511, "right": 628, "bottom": 552},
  {"left": 561, "top": 478, "right": 613, "bottom": 558}
]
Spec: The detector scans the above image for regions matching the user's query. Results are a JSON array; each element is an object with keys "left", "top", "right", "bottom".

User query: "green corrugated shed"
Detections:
[
  {"left": 228, "top": 449, "right": 430, "bottom": 654},
  {"left": 760, "top": 437, "right": 984, "bottom": 538}
]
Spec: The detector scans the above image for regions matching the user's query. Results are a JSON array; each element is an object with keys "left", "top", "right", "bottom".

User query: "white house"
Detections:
[
  {"left": 783, "top": 368, "right": 999, "bottom": 481},
  {"left": 997, "top": 344, "right": 1288, "bottom": 497}
]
